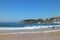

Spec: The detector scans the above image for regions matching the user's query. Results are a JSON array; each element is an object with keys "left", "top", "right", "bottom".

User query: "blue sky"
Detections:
[{"left": 0, "top": 0, "right": 60, "bottom": 22}]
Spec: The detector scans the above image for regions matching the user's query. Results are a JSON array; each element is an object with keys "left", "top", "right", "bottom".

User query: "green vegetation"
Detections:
[{"left": 20, "top": 16, "right": 60, "bottom": 24}]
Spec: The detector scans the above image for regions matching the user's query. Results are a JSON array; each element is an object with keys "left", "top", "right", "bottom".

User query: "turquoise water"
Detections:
[
  {"left": 0, "top": 22, "right": 60, "bottom": 33},
  {"left": 0, "top": 22, "right": 60, "bottom": 28}
]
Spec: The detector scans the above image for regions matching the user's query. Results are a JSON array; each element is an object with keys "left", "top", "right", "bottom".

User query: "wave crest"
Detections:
[{"left": 0, "top": 25, "right": 54, "bottom": 30}]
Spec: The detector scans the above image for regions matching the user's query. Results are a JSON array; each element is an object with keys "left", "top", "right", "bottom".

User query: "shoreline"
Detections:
[{"left": 0, "top": 30, "right": 60, "bottom": 35}]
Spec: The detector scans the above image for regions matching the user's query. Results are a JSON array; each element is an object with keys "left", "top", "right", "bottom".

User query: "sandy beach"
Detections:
[{"left": 0, "top": 31, "right": 60, "bottom": 40}]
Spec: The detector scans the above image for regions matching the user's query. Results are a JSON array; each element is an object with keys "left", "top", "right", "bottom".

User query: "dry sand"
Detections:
[{"left": 0, "top": 31, "right": 60, "bottom": 40}]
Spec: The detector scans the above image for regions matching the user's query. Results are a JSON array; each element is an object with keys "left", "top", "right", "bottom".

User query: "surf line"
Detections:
[{"left": 0, "top": 30, "right": 60, "bottom": 35}]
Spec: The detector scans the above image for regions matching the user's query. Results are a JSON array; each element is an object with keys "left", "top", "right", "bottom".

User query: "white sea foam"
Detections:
[
  {"left": 0, "top": 25, "right": 53, "bottom": 30},
  {"left": 53, "top": 25, "right": 60, "bottom": 27},
  {"left": 0, "top": 25, "right": 60, "bottom": 35}
]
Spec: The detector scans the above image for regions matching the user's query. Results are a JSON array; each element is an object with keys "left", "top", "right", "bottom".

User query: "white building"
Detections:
[{"left": 53, "top": 19, "right": 60, "bottom": 23}]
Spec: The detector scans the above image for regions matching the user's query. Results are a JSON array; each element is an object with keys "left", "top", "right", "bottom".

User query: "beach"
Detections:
[
  {"left": 0, "top": 25, "right": 60, "bottom": 40},
  {"left": 0, "top": 30, "right": 60, "bottom": 40}
]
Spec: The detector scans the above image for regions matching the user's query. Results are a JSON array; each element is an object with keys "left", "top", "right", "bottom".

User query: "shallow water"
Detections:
[{"left": 0, "top": 22, "right": 60, "bottom": 32}]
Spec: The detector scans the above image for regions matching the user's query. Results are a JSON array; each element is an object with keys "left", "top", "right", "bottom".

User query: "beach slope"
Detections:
[{"left": 0, "top": 31, "right": 60, "bottom": 40}]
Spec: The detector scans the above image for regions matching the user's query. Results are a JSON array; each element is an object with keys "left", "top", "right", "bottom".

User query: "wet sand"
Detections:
[{"left": 0, "top": 31, "right": 60, "bottom": 40}]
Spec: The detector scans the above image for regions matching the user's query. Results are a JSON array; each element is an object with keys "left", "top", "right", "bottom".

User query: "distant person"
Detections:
[{"left": 52, "top": 26, "right": 54, "bottom": 30}]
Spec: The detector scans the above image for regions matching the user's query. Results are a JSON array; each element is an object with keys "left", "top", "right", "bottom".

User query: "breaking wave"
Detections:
[{"left": 0, "top": 25, "right": 54, "bottom": 30}]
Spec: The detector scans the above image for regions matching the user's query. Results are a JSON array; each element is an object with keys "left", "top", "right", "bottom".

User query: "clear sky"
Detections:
[{"left": 0, "top": 0, "right": 60, "bottom": 22}]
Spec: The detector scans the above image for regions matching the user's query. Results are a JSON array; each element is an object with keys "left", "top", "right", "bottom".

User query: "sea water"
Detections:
[
  {"left": 0, "top": 22, "right": 60, "bottom": 33},
  {"left": 0, "top": 22, "right": 60, "bottom": 29}
]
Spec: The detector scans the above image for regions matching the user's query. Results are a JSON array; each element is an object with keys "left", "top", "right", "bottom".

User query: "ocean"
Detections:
[
  {"left": 0, "top": 22, "right": 60, "bottom": 29},
  {"left": 0, "top": 22, "right": 60, "bottom": 34}
]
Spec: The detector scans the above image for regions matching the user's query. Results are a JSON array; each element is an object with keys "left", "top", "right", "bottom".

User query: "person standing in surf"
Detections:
[{"left": 52, "top": 26, "right": 54, "bottom": 30}]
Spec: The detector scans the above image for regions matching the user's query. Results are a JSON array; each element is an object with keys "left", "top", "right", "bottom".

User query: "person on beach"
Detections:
[{"left": 52, "top": 26, "right": 54, "bottom": 30}]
